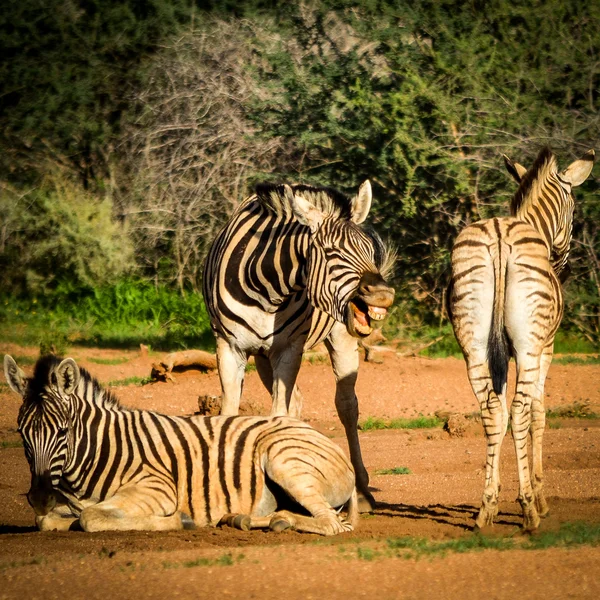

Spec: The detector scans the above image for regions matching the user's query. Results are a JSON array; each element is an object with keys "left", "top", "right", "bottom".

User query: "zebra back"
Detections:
[{"left": 203, "top": 182, "right": 395, "bottom": 347}]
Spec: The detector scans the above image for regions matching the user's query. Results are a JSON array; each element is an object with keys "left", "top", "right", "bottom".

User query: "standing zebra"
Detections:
[
  {"left": 4, "top": 354, "right": 357, "bottom": 535},
  {"left": 448, "top": 147, "right": 594, "bottom": 530},
  {"left": 203, "top": 181, "right": 395, "bottom": 509}
]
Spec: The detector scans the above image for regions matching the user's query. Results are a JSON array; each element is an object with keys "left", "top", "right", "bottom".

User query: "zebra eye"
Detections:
[{"left": 58, "top": 427, "right": 68, "bottom": 436}]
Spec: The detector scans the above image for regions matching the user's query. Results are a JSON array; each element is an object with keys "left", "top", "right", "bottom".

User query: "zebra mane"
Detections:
[
  {"left": 29, "top": 355, "right": 121, "bottom": 409},
  {"left": 254, "top": 183, "right": 354, "bottom": 220},
  {"left": 510, "top": 147, "right": 557, "bottom": 217}
]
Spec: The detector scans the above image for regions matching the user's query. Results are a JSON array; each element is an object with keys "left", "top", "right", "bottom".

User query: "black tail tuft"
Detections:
[{"left": 487, "top": 325, "right": 510, "bottom": 396}]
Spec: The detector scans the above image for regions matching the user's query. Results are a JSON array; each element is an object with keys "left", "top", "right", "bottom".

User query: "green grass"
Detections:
[
  {"left": 6, "top": 354, "right": 37, "bottom": 365},
  {"left": 0, "top": 556, "right": 46, "bottom": 571},
  {"left": 546, "top": 402, "right": 599, "bottom": 419},
  {"left": 88, "top": 357, "right": 131, "bottom": 366},
  {"left": 553, "top": 332, "right": 598, "bottom": 355},
  {"left": 107, "top": 376, "right": 153, "bottom": 387},
  {"left": 163, "top": 553, "right": 243, "bottom": 569},
  {"left": 0, "top": 280, "right": 215, "bottom": 352},
  {"left": 360, "top": 415, "right": 444, "bottom": 431},
  {"left": 553, "top": 355, "right": 600, "bottom": 366},
  {"left": 0, "top": 440, "right": 23, "bottom": 449},
  {"left": 346, "top": 522, "right": 600, "bottom": 562},
  {"left": 374, "top": 466, "right": 412, "bottom": 475}
]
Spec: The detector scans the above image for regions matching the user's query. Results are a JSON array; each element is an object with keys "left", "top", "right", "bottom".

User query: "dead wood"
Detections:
[{"left": 151, "top": 350, "right": 218, "bottom": 383}]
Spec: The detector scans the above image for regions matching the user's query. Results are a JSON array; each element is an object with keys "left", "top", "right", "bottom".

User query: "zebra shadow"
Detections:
[
  {"left": 0, "top": 524, "right": 37, "bottom": 534},
  {"left": 372, "top": 500, "right": 522, "bottom": 531}
]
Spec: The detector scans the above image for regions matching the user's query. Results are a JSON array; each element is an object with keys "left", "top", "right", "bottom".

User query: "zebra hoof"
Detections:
[
  {"left": 232, "top": 515, "right": 251, "bottom": 531},
  {"left": 357, "top": 493, "right": 376, "bottom": 514},
  {"left": 270, "top": 519, "right": 291, "bottom": 533},
  {"left": 180, "top": 512, "right": 197, "bottom": 530}
]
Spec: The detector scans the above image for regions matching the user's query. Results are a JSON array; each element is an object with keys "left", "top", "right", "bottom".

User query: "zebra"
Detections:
[
  {"left": 3, "top": 354, "right": 358, "bottom": 535},
  {"left": 203, "top": 181, "right": 395, "bottom": 509},
  {"left": 448, "top": 147, "right": 594, "bottom": 530}
]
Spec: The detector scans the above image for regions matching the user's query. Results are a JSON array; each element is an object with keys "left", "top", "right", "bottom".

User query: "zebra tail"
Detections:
[{"left": 487, "top": 249, "right": 510, "bottom": 396}]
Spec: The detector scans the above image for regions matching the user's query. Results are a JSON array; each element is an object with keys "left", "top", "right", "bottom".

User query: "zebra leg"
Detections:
[
  {"left": 78, "top": 485, "right": 188, "bottom": 532},
  {"left": 463, "top": 350, "right": 509, "bottom": 530},
  {"left": 36, "top": 503, "right": 80, "bottom": 532},
  {"left": 215, "top": 336, "right": 247, "bottom": 415},
  {"left": 511, "top": 354, "right": 543, "bottom": 532},
  {"left": 255, "top": 355, "right": 304, "bottom": 418},
  {"left": 325, "top": 323, "right": 374, "bottom": 511},
  {"left": 270, "top": 346, "right": 304, "bottom": 417},
  {"left": 529, "top": 344, "right": 554, "bottom": 520}
]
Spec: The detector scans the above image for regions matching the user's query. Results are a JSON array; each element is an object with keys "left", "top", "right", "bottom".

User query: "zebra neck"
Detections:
[{"left": 63, "top": 395, "right": 133, "bottom": 500}]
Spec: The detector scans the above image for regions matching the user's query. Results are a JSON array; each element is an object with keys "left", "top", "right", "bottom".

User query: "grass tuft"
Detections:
[
  {"left": 546, "top": 401, "right": 598, "bottom": 419},
  {"left": 88, "top": 357, "right": 131, "bottom": 366},
  {"left": 553, "top": 355, "right": 600, "bottom": 366},
  {"left": 375, "top": 466, "right": 412, "bottom": 475},
  {"left": 0, "top": 440, "right": 23, "bottom": 449},
  {"left": 107, "top": 376, "right": 153, "bottom": 387},
  {"left": 360, "top": 415, "right": 444, "bottom": 431}
]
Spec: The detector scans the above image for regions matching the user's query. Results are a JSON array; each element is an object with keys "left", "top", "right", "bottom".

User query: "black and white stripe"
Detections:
[
  {"left": 448, "top": 147, "right": 594, "bottom": 531},
  {"left": 202, "top": 181, "right": 395, "bottom": 509},
  {"left": 5, "top": 355, "right": 357, "bottom": 535}
]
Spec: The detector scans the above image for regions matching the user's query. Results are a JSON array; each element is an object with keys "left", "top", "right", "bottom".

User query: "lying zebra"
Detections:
[{"left": 4, "top": 354, "right": 357, "bottom": 535}]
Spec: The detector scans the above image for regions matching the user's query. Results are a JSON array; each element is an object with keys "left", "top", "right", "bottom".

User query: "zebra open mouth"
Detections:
[{"left": 348, "top": 298, "right": 388, "bottom": 337}]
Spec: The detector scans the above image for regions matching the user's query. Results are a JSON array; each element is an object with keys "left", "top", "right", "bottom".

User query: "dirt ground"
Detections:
[{"left": 1, "top": 342, "right": 600, "bottom": 599}]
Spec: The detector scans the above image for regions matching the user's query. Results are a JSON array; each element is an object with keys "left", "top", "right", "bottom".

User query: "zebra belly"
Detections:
[{"left": 215, "top": 302, "right": 335, "bottom": 356}]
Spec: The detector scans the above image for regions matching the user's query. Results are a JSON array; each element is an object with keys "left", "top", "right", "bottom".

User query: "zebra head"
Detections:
[
  {"left": 4, "top": 355, "right": 79, "bottom": 516},
  {"left": 287, "top": 181, "right": 395, "bottom": 337},
  {"left": 504, "top": 147, "right": 595, "bottom": 280}
]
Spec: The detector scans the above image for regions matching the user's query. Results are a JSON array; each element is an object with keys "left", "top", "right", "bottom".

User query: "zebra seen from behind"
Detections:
[
  {"left": 203, "top": 181, "right": 395, "bottom": 509},
  {"left": 448, "top": 147, "right": 594, "bottom": 531},
  {"left": 4, "top": 354, "right": 358, "bottom": 535}
]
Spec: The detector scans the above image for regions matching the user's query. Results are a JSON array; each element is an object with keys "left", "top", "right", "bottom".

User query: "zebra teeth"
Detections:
[{"left": 367, "top": 306, "right": 387, "bottom": 321}]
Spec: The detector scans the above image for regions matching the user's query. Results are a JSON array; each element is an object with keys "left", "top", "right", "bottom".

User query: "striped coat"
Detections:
[
  {"left": 4, "top": 354, "right": 357, "bottom": 535},
  {"left": 448, "top": 147, "right": 594, "bottom": 530},
  {"left": 203, "top": 181, "right": 395, "bottom": 509}
]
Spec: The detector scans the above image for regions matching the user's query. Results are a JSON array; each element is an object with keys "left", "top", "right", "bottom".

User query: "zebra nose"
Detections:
[
  {"left": 359, "top": 273, "right": 395, "bottom": 308},
  {"left": 27, "top": 472, "right": 56, "bottom": 516}
]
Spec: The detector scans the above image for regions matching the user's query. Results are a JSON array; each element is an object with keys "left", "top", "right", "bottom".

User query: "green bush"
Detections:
[
  {"left": 0, "top": 280, "right": 214, "bottom": 351},
  {"left": 0, "top": 176, "right": 133, "bottom": 296}
]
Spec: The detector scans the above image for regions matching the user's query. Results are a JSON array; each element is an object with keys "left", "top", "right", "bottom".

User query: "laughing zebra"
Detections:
[
  {"left": 4, "top": 354, "right": 357, "bottom": 535},
  {"left": 203, "top": 181, "right": 395, "bottom": 509},
  {"left": 448, "top": 147, "right": 594, "bottom": 530}
]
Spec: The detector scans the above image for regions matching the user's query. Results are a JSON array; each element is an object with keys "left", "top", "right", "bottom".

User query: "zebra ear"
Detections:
[
  {"left": 503, "top": 155, "right": 528, "bottom": 183},
  {"left": 560, "top": 149, "right": 595, "bottom": 187},
  {"left": 55, "top": 358, "right": 80, "bottom": 396},
  {"left": 4, "top": 355, "right": 26, "bottom": 396},
  {"left": 351, "top": 180, "right": 372, "bottom": 224},
  {"left": 287, "top": 186, "right": 325, "bottom": 233}
]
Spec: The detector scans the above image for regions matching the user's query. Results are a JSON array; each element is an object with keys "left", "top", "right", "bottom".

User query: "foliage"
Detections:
[
  {"left": 1, "top": 1, "right": 599, "bottom": 344},
  {"left": 121, "top": 19, "right": 295, "bottom": 290},
  {"left": 0, "top": 280, "right": 214, "bottom": 351},
  {"left": 0, "top": 175, "right": 133, "bottom": 296},
  {"left": 0, "top": 0, "right": 195, "bottom": 187},
  {"left": 252, "top": 1, "right": 600, "bottom": 333}
]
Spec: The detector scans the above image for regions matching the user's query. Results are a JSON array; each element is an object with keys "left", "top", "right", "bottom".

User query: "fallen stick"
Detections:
[{"left": 151, "top": 350, "right": 218, "bottom": 383}]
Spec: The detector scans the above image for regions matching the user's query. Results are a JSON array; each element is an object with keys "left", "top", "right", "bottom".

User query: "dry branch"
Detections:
[{"left": 151, "top": 350, "right": 218, "bottom": 382}]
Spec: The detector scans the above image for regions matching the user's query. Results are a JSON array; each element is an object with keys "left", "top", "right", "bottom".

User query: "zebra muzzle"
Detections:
[
  {"left": 27, "top": 473, "right": 57, "bottom": 516},
  {"left": 348, "top": 299, "right": 389, "bottom": 337}
]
